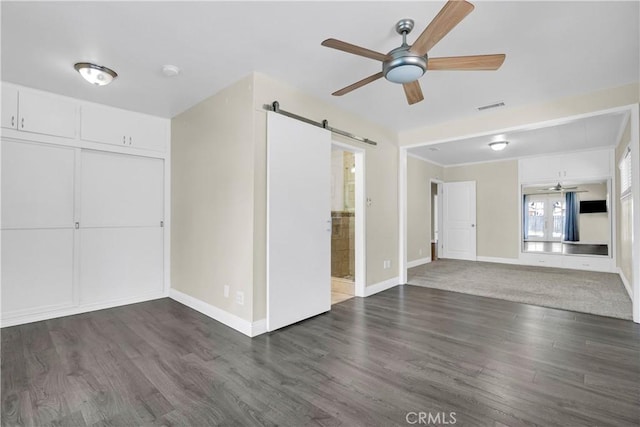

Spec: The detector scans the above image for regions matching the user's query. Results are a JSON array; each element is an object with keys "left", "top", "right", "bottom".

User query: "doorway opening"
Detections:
[
  {"left": 330, "top": 142, "right": 365, "bottom": 304},
  {"left": 430, "top": 180, "right": 443, "bottom": 262}
]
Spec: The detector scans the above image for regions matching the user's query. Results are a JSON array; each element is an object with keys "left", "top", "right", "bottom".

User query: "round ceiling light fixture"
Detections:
[
  {"left": 162, "top": 64, "right": 181, "bottom": 77},
  {"left": 382, "top": 20, "right": 427, "bottom": 84},
  {"left": 74, "top": 62, "right": 117, "bottom": 86},
  {"left": 489, "top": 141, "right": 509, "bottom": 151}
]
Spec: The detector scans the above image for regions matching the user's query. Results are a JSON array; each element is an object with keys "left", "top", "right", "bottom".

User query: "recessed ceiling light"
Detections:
[
  {"left": 74, "top": 62, "right": 117, "bottom": 86},
  {"left": 489, "top": 141, "right": 509, "bottom": 151},
  {"left": 162, "top": 64, "right": 181, "bottom": 77}
]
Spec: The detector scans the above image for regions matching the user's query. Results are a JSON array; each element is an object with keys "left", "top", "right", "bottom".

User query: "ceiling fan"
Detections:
[
  {"left": 321, "top": 0, "right": 506, "bottom": 105},
  {"left": 538, "top": 183, "right": 581, "bottom": 192}
]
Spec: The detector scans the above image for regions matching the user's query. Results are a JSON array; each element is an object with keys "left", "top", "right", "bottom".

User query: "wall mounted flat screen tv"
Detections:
[{"left": 580, "top": 200, "right": 607, "bottom": 214}]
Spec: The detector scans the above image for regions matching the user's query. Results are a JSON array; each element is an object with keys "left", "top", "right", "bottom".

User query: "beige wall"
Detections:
[
  {"left": 578, "top": 183, "right": 610, "bottom": 243},
  {"left": 444, "top": 160, "right": 520, "bottom": 259},
  {"left": 251, "top": 72, "right": 399, "bottom": 320},
  {"left": 171, "top": 74, "right": 255, "bottom": 321},
  {"left": 407, "top": 155, "right": 443, "bottom": 262},
  {"left": 616, "top": 119, "right": 633, "bottom": 285}
]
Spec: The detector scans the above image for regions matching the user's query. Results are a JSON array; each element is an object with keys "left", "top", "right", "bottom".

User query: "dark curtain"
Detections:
[
  {"left": 564, "top": 192, "right": 579, "bottom": 242},
  {"left": 523, "top": 195, "right": 529, "bottom": 240}
]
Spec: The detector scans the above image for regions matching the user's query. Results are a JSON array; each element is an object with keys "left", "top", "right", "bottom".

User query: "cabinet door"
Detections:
[
  {"left": 80, "top": 104, "right": 128, "bottom": 146},
  {"left": 1, "top": 229, "right": 74, "bottom": 316},
  {"left": 18, "top": 89, "right": 76, "bottom": 138},
  {"left": 80, "top": 151, "right": 164, "bottom": 227},
  {"left": 79, "top": 227, "right": 163, "bottom": 304},
  {"left": 129, "top": 114, "right": 167, "bottom": 152},
  {"left": 1, "top": 83, "right": 18, "bottom": 129},
  {"left": 1, "top": 140, "right": 75, "bottom": 229}
]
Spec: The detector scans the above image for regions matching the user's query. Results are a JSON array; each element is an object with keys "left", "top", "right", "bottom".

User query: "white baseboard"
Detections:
[
  {"left": 476, "top": 256, "right": 520, "bottom": 265},
  {"left": 169, "top": 288, "right": 265, "bottom": 338},
  {"left": 407, "top": 257, "right": 431, "bottom": 268},
  {"left": 618, "top": 268, "right": 633, "bottom": 300},
  {"left": 1, "top": 292, "right": 166, "bottom": 328},
  {"left": 364, "top": 276, "right": 400, "bottom": 297}
]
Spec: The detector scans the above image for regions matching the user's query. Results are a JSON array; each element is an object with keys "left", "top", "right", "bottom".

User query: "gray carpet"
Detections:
[{"left": 407, "top": 259, "right": 632, "bottom": 320}]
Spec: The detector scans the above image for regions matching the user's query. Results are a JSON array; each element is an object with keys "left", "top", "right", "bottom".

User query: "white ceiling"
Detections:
[
  {"left": 407, "top": 110, "right": 628, "bottom": 165},
  {"left": 1, "top": 1, "right": 638, "bottom": 132}
]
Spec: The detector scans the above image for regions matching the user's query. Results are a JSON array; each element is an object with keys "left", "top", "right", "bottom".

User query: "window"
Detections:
[{"left": 619, "top": 146, "right": 632, "bottom": 198}]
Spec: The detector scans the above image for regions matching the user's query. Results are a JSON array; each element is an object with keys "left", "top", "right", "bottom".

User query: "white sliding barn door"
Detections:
[
  {"left": 442, "top": 181, "right": 477, "bottom": 261},
  {"left": 267, "top": 112, "right": 331, "bottom": 332}
]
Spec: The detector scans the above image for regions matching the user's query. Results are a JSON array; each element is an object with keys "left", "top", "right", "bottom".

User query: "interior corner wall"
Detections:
[
  {"left": 407, "top": 156, "right": 443, "bottom": 262},
  {"left": 616, "top": 119, "right": 633, "bottom": 287},
  {"left": 171, "top": 74, "right": 255, "bottom": 322},
  {"left": 250, "top": 72, "right": 399, "bottom": 320},
  {"left": 444, "top": 160, "right": 520, "bottom": 260}
]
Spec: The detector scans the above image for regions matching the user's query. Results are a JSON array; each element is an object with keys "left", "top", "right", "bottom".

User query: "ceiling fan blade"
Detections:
[
  {"left": 332, "top": 72, "right": 384, "bottom": 96},
  {"left": 410, "top": 0, "right": 475, "bottom": 56},
  {"left": 428, "top": 54, "right": 506, "bottom": 70},
  {"left": 402, "top": 81, "right": 424, "bottom": 105},
  {"left": 321, "top": 38, "right": 389, "bottom": 62}
]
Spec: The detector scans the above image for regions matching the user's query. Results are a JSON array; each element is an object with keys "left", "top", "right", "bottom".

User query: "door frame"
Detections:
[
  {"left": 430, "top": 178, "right": 444, "bottom": 260},
  {"left": 331, "top": 140, "right": 366, "bottom": 297}
]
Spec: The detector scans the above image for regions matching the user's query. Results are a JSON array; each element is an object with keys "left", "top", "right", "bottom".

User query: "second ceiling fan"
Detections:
[{"left": 322, "top": 0, "right": 506, "bottom": 105}]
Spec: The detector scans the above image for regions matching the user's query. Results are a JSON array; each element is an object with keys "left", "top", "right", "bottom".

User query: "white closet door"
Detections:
[
  {"left": 79, "top": 227, "right": 163, "bottom": 304},
  {"left": 80, "top": 150, "right": 164, "bottom": 227},
  {"left": 1, "top": 140, "right": 75, "bottom": 229},
  {"left": 267, "top": 112, "right": 331, "bottom": 332},
  {"left": 442, "top": 181, "right": 477, "bottom": 260},
  {"left": 1, "top": 228, "right": 74, "bottom": 316}
]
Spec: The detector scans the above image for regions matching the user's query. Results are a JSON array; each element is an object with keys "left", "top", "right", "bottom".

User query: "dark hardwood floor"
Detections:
[{"left": 2, "top": 286, "right": 640, "bottom": 426}]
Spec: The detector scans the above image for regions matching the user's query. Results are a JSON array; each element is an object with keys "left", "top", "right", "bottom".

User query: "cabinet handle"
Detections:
[
  {"left": 123, "top": 136, "right": 126, "bottom": 144},
  {"left": 75, "top": 222, "right": 80, "bottom": 229},
  {"left": 129, "top": 136, "right": 132, "bottom": 145},
  {"left": 11, "top": 116, "right": 14, "bottom": 127},
  {"left": 21, "top": 117, "right": 24, "bottom": 129}
]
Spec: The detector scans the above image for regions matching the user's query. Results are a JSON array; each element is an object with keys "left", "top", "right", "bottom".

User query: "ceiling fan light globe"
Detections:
[{"left": 385, "top": 64, "right": 425, "bottom": 84}]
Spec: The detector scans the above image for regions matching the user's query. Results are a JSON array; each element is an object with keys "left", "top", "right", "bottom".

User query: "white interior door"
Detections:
[
  {"left": 79, "top": 150, "right": 164, "bottom": 303},
  {"left": 267, "top": 112, "right": 331, "bottom": 332},
  {"left": 1, "top": 140, "right": 76, "bottom": 317},
  {"left": 442, "top": 181, "right": 477, "bottom": 260}
]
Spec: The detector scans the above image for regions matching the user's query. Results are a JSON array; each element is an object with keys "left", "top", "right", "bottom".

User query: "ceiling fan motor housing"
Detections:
[{"left": 383, "top": 46, "right": 428, "bottom": 84}]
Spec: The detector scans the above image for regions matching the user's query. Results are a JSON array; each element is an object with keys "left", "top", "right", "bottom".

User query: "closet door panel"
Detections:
[
  {"left": 1, "top": 228, "right": 74, "bottom": 315},
  {"left": 80, "top": 151, "right": 164, "bottom": 227},
  {"left": 1, "top": 140, "right": 75, "bottom": 229},
  {"left": 79, "top": 227, "right": 163, "bottom": 304}
]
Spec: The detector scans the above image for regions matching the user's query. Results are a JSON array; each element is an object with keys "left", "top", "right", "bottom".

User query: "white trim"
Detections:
[
  {"left": 399, "top": 148, "right": 408, "bottom": 284},
  {"left": 618, "top": 267, "right": 633, "bottom": 300},
  {"left": 364, "top": 277, "right": 400, "bottom": 297},
  {"left": 1, "top": 292, "right": 166, "bottom": 328},
  {"left": 407, "top": 257, "right": 431, "bottom": 268},
  {"left": 629, "top": 104, "right": 640, "bottom": 323},
  {"left": 407, "top": 151, "right": 445, "bottom": 167},
  {"left": 169, "top": 288, "right": 266, "bottom": 338},
  {"left": 476, "top": 256, "right": 520, "bottom": 265}
]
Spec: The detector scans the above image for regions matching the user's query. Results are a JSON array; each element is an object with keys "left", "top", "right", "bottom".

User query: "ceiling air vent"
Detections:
[{"left": 477, "top": 101, "right": 505, "bottom": 111}]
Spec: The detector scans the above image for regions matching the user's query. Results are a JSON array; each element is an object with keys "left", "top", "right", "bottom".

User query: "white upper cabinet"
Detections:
[
  {"left": 519, "top": 149, "right": 612, "bottom": 183},
  {"left": 2, "top": 84, "right": 76, "bottom": 138},
  {"left": 80, "top": 103, "right": 167, "bottom": 152},
  {"left": 1, "top": 83, "right": 18, "bottom": 129}
]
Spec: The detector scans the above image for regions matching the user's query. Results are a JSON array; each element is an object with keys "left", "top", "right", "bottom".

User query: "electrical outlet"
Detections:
[
  {"left": 224, "top": 285, "right": 230, "bottom": 298},
  {"left": 419, "top": 248, "right": 423, "bottom": 256},
  {"left": 235, "top": 291, "right": 244, "bottom": 306},
  {"left": 383, "top": 260, "right": 391, "bottom": 269}
]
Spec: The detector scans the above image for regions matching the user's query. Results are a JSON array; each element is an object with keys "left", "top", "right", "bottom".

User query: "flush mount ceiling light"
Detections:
[
  {"left": 489, "top": 141, "right": 509, "bottom": 151},
  {"left": 74, "top": 62, "right": 117, "bottom": 86}
]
